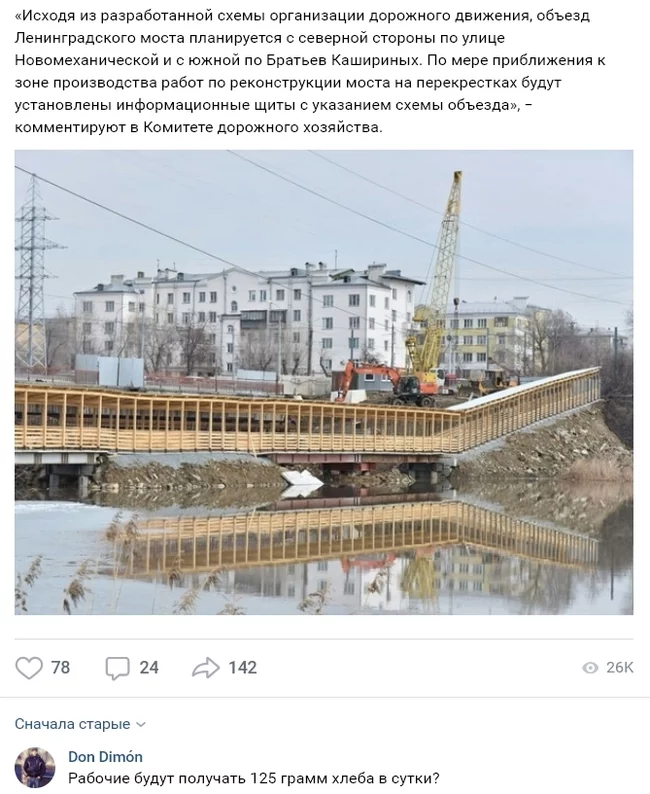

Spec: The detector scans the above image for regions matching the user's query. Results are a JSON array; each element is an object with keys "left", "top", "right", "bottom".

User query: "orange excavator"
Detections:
[{"left": 334, "top": 361, "right": 438, "bottom": 407}]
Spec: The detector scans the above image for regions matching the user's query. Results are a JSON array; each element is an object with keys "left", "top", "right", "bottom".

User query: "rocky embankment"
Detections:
[
  {"left": 455, "top": 404, "right": 632, "bottom": 483},
  {"left": 92, "top": 455, "right": 287, "bottom": 498}
]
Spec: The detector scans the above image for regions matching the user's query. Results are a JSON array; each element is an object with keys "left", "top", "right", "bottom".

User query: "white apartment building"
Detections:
[{"left": 73, "top": 262, "right": 423, "bottom": 376}]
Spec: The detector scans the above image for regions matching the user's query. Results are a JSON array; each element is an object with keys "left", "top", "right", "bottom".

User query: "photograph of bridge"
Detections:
[{"left": 14, "top": 150, "right": 633, "bottom": 615}]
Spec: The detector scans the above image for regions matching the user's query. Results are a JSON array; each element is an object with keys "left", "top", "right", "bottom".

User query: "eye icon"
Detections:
[{"left": 582, "top": 662, "right": 599, "bottom": 674}]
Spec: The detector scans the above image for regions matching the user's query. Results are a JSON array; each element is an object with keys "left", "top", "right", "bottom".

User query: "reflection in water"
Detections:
[{"left": 14, "top": 489, "right": 633, "bottom": 615}]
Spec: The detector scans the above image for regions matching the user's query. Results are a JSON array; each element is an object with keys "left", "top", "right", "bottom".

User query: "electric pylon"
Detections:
[{"left": 15, "top": 174, "right": 65, "bottom": 372}]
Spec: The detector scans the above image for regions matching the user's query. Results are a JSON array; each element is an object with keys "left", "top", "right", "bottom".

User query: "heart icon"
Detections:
[{"left": 16, "top": 657, "right": 43, "bottom": 680}]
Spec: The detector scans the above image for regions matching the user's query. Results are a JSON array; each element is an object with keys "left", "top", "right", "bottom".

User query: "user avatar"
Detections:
[{"left": 15, "top": 748, "right": 55, "bottom": 788}]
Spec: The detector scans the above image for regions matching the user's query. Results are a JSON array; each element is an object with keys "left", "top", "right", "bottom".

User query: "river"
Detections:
[{"left": 15, "top": 483, "right": 632, "bottom": 616}]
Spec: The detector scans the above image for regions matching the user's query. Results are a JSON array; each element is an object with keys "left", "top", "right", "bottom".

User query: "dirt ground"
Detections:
[
  {"left": 92, "top": 457, "right": 287, "bottom": 493},
  {"left": 455, "top": 404, "right": 633, "bottom": 483}
]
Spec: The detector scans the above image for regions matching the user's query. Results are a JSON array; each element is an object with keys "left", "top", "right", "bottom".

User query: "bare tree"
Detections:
[
  {"left": 45, "top": 309, "right": 77, "bottom": 369},
  {"left": 177, "top": 320, "right": 212, "bottom": 375},
  {"left": 239, "top": 329, "right": 277, "bottom": 373},
  {"left": 358, "top": 345, "right": 384, "bottom": 366},
  {"left": 144, "top": 322, "right": 178, "bottom": 373}
]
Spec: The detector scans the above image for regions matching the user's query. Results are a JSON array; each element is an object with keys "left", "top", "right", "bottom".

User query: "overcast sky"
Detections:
[{"left": 14, "top": 150, "right": 632, "bottom": 330}]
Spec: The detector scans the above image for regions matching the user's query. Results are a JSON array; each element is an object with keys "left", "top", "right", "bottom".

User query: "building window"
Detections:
[
  {"left": 249, "top": 290, "right": 256, "bottom": 302},
  {"left": 364, "top": 373, "right": 375, "bottom": 382},
  {"left": 165, "top": 293, "right": 173, "bottom": 305},
  {"left": 476, "top": 352, "right": 487, "bottom": 362},
  {"left": 167, "top": 313, "right": 174, "bottom": 324},
  {"left": 293, "top": 310, "right": 301, "bottom": 322},
  {"left": 206, "top": 312, "right": 215, "bottom": 323},
  {"left": 138, "top": 302, "right": 145, "bottom": 313},
  {"left": 391, "top": 288, "right": 397, "bottom": 299},
  {"left": 227, "top": 342, "right": 234, "bottom": 353},
  {"left": 450, "top": 319, "right": 459, "bottom": 329},
  {"left": 407, "top": 290, "right": 412, "bottom": 303},
  {"left": 463, "top": 352, "right": 473, "bottom": 363},
  {"left": 287, "top": 585, "right": 295, "bottom": 598},
  {"left": 344, "top": 581, "right": 355, "bottom": 595},
  {"left": 473, "top": 582, "right": 484, "bottom": 592},
  {"left": 317, "top": 580, "right": 328, "bottom": 591},
  {"left": 231, "top": 301, "right": 238, "bottom": 312},
  {"left": 385, "top": 320, "right": 389, "bottom": 331},
  {"left": 259, "top": 289, "right": 267, "bottom": 302},
  {"left": 476, "top": 335, "right": 487, "bottom": 345},
  {"left": 226, "top": 362, "right": 233, "bottom": 372},
  {"left": 384, "top": 340, "right": 389, "bottom": 351},
  {"left": 323, "top": 294, "right": 333, "bottom": 307},
  {"left": 210, "top": 353, "right": 217, "bottom": 364},
  {"left": 369, "top": 295, "right": 376, "bottom": 308},
  {"left": 349, "top": 294, "right": 360, "bottom": 307},
  {"left": 322, "top": 317, "right": 333, "bottom": 330},
  {"left": 459, "top": 581, "right": 469, "bottom": 591},
  {"left": 349, "top": 337, "right": 360, "bottom": 349},
  {"left": 477, "top": 318, "right": 487, "bottom": 328},
  {"left": 349, "top": 317, "right": 360, "bottom": 329},
  {"left": 293, "top": 289, "right": 302, "bottom": 300},
  {"left": 128, "top": 301, "right": 136, "bottom": 312},
  {"left": 104, "top": 340, "right": 113, "bottom": 352},
  {"left": 463, "top": 336, "right": 473, "bottom": 345},
  {"left": 105, "top": 301, "right": 115, "bottom": 312},
  {"left": 182, "top": 292, "right": 191, "bottom": 304},
  {"left": 494, "top": 317, "right": 509, "bottom": 327},
  {"left": 276, "top": 289, "right": 285, "bottom": 301},
  {"left": 496, "top": 335, "right": 506, "bottom": 345},
  {"left": 384, "top": 297, "right": 390, "bottom": 309},
  {"left": 155, "top": 293, "right": 160, "bottom": 305},
  {"left": 407, "top": 313, "right": 411, "bottom": 323},
  {"left": 182, "top": 313, "right": 190, "bottom": 325},
  {"left": 368, "top": 318, "right": 375, "bottom": 330},
  {"left": 321, "top": 338, "right": 333, "bottom": 349},
  {"left": 227, "top": 325, "right": 234, "bottom": 333},
  {"left": 82, "top": 301, "right": 93, "bottom": 313},
  {"left": 210, "top": 291, "right": 217, "bottom": 303},
  {"left": 367, "top": 338, "right": 375, "bottom": 349},
  {"left": 199, "top": 291, "right": 206, "bottom": 303},
  {"left": 321, "top": 358, "right": 332, "bottom": 370},
  {"left": 104, "top": 322, "right": 115, "bottom": 334},
  {"left": 317, "top": 561, "right": 328, "bottom": 572},
  {"left": 210, "top": 333, "right": 217, "bottom": 344},
  {"left": 391, "top": 310, "right": 397, "bottom": 321},
  {"left": 82, "top": 322, "right": 92, "bottom": 334},
  {"left": 291, "top": 331, "right": 300, "bottom": 343},
  {"left": 197, "top": 311, "right": 205, "bottom": 323},
  {"left": 82, "top": 340, "right": 92, "bottom": 353},
  {"left": 463, "top": 318, "right": 473, "bottom": 328}
]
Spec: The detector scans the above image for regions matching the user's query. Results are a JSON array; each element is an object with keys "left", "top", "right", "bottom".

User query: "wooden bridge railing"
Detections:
[
  {"left": 110, "top": 501, "right": 599, "bottom": 575},
  {"left": 15, "top": 368, "right": 600, "bottom": 455}
]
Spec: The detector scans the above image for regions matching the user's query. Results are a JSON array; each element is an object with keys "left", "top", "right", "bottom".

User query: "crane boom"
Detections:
[{"left": 406, "top": 170, "right": 462, "bottom": 378}]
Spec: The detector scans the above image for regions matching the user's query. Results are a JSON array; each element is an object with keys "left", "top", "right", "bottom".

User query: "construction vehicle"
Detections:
[
  {"left": 457, "top": 362, "right": 521, "bottom": 397},
  {"left": 334, "top": 361, "right": 438, "bottom": 407},
  {"left": 405, "top": 171, "right": 462, "bottom": 388}
]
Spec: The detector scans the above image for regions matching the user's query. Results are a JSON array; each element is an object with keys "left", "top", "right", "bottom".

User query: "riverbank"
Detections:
[{"left": 454, "top": 404, "right": 632, "bottom": 484}]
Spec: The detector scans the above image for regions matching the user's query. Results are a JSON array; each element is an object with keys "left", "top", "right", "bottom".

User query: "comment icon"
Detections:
[{"left": 106, "top": 657, "right": 131, "bottom": 680}]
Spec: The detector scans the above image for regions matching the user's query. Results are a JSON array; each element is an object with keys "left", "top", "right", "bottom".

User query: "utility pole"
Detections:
[
  {"left": 15, "top": 175, "right": 65, "bottom": 373},
  {"left": 276, "top": 319, "right": 282, "bottom": 391},
  {"left": 613, "top": 326, "right": 619, "bottom": 378},
  {"left": 307, "top": 274, "right": 313, "bottom": 375}
]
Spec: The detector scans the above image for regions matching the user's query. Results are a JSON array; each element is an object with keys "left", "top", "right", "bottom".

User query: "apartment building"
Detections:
[
  {"left": 73, "top": 262, "right": 423, "bottom": 375},
  {"left": 439, "top": 297, "right": 534, "bottom": 377}
]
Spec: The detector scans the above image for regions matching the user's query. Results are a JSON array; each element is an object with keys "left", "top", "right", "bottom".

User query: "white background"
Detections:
[{"left": 3, "top": 2, "right": 646, "bottom": 786}]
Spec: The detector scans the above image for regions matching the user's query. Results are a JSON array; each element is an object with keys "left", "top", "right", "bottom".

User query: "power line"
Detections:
[
  {"left": 308, "top": 151, "right": 628, "bottom": 278},
  {"left": 227, "top": 151, "right": 630, "bottom": 307},
  {"left": 14, "top": 166, "right": 417, "bottom": 330}
]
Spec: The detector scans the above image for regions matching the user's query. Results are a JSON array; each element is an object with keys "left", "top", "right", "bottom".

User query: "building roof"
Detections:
[
  {"left": 381, "top": 270, "right": 426, "bottom": 285},
  {"left": 74, "top": 283, "right": 141, "bottom": 295},
  {"left": 444, "top": 300, "right": 525, "bottom": 315}
]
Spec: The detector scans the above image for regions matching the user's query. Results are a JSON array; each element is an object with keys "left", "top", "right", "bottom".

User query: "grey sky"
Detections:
[{"left": 15, "top": 150, "right": 632, "bottom": 330}]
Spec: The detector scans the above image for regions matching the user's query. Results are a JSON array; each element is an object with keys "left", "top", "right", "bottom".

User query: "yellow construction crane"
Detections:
[{"left": 405, "top": 170, "right": 462, "bottom": 385}]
